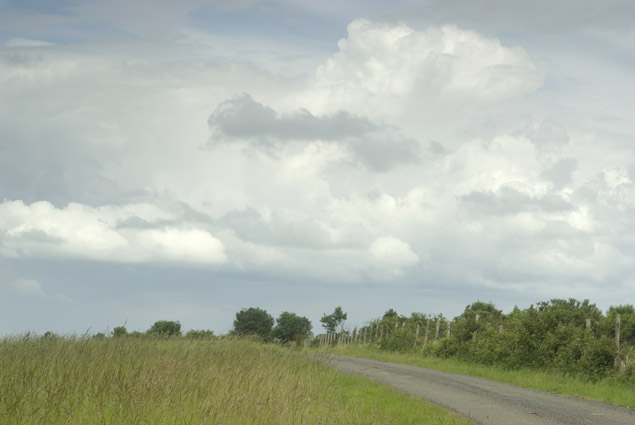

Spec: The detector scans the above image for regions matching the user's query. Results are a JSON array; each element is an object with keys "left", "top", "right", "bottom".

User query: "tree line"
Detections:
[
  {"left": 87, "top": 306, "right": 347, "bottom": 343},
  {"left": 33, "top": 298, "right": 634, "bottom": 381}
]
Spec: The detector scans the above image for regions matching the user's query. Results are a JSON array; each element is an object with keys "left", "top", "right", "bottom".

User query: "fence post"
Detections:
[
  {"left": 414, "top": 323, "right": 420, "bottom": 347},
  {"left": 423, "top": 320, "right": 430, "bottom": 347},
  {"left": 473, "top": 314, "right": 480, "bottom": 340},
  {"left": 434, "top": 319, "right": 440, "bottom": 343},
  {"left": 615, "top": 314, "right": 621, "bottom": 368},
  {"left": 363, "top": 328, "right": 367, "bottom": 345}
]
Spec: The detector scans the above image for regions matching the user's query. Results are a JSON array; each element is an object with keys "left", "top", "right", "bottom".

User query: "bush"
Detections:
[
  {"left": 147, "top": 320, "right": 181, "bottom": 337},
  {"left": 112, "top": 326, "right": 128, "bottom": 337},
  {"left": 185, "top": 330, "right": 215, "bottom": 339}
]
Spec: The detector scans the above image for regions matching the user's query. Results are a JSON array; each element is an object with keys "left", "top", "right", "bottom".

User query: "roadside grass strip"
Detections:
[{"left": 322, "top": 345, "right": 635, "bottom": 409}]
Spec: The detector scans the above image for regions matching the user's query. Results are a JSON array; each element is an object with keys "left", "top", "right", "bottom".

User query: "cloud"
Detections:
[
  {"left": 208, "top": 93, "right": 421, "bottom": 171},
  {"left": 0, "top": 200, "right": 226, "bottom": 265},
  {"left": 408, "top": 0, "right": 635, "bottom": 34},
  {"left": 461, "top": 187, "right": 573, "bottom": 216},
  {"left": 13, "top": 279, "right": 45, "bottom": 296},
  {"left": 209, "top": 93, "right": 377, "bottom": 142},
  {"left": 304, "top": 19, "right": 544, "bottom": 118},
  {"left": 542, "top": 158, "right": 578, "bottom": 188},
  {"left": 4, "top": 38, "right": 55, "bottom": 48},
  {"left": 1, "top": 9, "right": 634, "bottom": 329},
  {"left": 370, "top": 236, "right": 419, "bottom": 267}
]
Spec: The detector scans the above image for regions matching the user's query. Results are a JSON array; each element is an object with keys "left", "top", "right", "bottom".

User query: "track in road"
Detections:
[{"left": 331, "top": 356, "right": 634, "bottom": 425}]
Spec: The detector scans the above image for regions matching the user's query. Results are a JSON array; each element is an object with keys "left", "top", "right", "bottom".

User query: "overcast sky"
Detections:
[{"left": 1, "top": 0, "right": 634, "bottom": 335}]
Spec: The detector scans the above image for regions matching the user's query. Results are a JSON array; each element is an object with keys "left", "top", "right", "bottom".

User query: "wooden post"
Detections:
[
  {"left": 434, "top": 319, "right": 440, "bottom": 343},
  {"left": 615, "top": 314, "right": 621, "bottom": 368},
  {"left": 375, "top": 323, "right": 380, "bottom": 341},
  {"left": 363, "top": 328, "right": 367, "bottom": 345},
  {"left": 414, "top": 323, "right": 420, "bottom": 347},
  {"left": 473, "top": 314, "right": 480, "bottom": 340},
  {"left": 586, "top": 319, "right": 591, "bottom": 331},
  {"left": 423, "top": 320, "right": 430, "bottom": 347}
]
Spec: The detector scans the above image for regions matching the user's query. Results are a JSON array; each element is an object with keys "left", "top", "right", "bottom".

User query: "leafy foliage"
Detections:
[
  {"left": 147, "top": 320, "right": 181, "bottom": 337},
  {"left": 360, "top": 299, "right": 632, "bottom": 382},
  {"left": 383, "top": 309, "right": 398, "bottom": 320},
  {"left": 185, "top": 330, "right": 215, "bottom": 339},
  {"left": 112, "top": 326, "right": 128, "bottom": 337},
  {"left": 233, "top": 307, "right": 274, "bottom": 338},
  {"left": 320, "top": 306, "right": 347, "bottom": 333},
  {"left": 273, "top": 312, "right": 312, "bottom": 343}
]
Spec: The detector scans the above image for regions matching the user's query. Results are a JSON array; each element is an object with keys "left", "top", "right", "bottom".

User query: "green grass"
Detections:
[
  {"left": 0, "top": 336, "right": 475, "bottom": 424},
  {"left": 319, "top": 344, "right": 635, "bottom": 409}
]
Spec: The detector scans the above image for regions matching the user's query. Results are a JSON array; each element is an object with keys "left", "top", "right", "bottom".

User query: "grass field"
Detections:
[
  {"left": 320, "top": 344, "right": 635, "bottom": 409},
  {"left": 0, "top": 336, "right": 475, "bottom": 424}
]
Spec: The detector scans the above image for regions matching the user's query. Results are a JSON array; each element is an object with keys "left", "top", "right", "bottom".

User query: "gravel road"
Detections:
[{"left": 331, "top": 356, "right": 634, "bottom": 425}]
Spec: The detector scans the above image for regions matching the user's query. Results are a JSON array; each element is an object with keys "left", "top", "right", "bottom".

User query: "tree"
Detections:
[
  {"left": 383, "top": 309, "right": 398, "bottom": 320},
  {"left": 147, "top": 320, "right": 181, "bottom": 336},
  {"left": 112, "top": 326, "right": 128, "bottom": 337},
  {"left": 321, "top": 306, "right": 347, "bottom": 333},
  {"left": 272, "top": 312, "right": 312, "bottom": 343},
  {"left": 233, "top": 307, "right": 274, "bottom": 338}
]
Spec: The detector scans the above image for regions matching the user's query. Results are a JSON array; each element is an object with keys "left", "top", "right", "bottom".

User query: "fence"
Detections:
[{"left": 314, "top": 314, "right": 632, "bottom": 366}]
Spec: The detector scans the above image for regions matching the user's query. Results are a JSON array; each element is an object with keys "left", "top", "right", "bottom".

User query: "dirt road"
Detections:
[{"left": 331, "top": 356, "right": 634, "bottom": 425}]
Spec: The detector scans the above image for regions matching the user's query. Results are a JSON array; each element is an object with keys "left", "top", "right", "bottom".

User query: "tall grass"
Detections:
[{"left": 0, "top": 335, "right": 474, "bottom": 424}]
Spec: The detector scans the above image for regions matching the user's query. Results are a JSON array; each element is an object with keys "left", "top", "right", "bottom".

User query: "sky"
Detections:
[{"left": 1, "top": 0, "right": 634, "bottom": 335}]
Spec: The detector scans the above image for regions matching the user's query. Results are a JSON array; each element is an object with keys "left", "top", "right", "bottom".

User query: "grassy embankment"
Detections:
[
  {"left": 318, "top": 344, "right": 635, "bottom": 409},
  {"left": 0, "top": 336, "right": 475, "bottom": 425}
]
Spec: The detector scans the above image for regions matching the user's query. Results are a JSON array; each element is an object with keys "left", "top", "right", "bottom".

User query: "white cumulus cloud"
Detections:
[
  {"left": 370, "top": 236, "right": 419, "bottom": 267},
  {"left": 0, "top": 200, "right": 226, "bottom": 265},
  {"left": 305, "top": 19, "right": 544, "bottom": 117}
]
